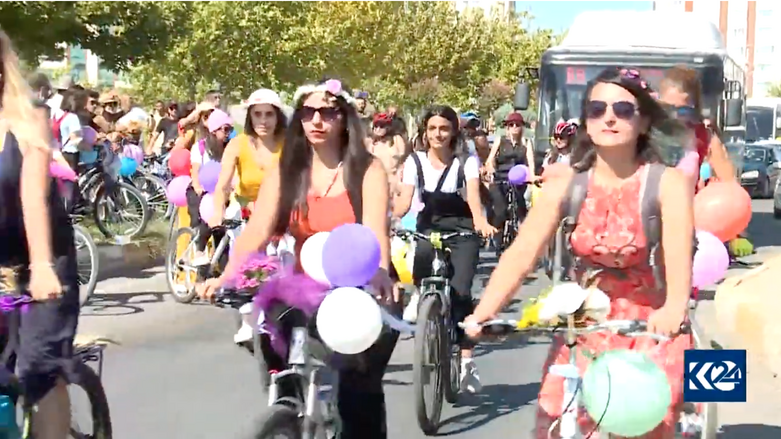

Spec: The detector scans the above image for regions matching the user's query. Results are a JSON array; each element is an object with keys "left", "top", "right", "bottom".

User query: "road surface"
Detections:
[{"left": 74, "top": 199, "right": 781, "bottom": 439}]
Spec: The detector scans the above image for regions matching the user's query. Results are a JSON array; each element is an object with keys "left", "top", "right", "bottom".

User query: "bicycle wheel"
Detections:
[
  {"left": 167, "top": 208, "right": 179, "bottom": 241},
  {"left": 132, "top": 173, "right": 172, "bottom": 221},
  {"left": 413, "top": 292, "right": 446, "bottom": 435},
  {"left": 93, "top": 181, "right": 150, "bottom": 240},
  {"left": 444, "top": 338, "right": 461, "bottom": 404},
  {"left": 68, "top": 361, "right": 112, "bottom": 439},
  {"left": 73, "top": 225, "right": 99, "bottom": 307},
  {"left": 250, "top": 404, "right": 302, "bottom": 439},
  {"left": 165, "top": 227, "right": 198, "bottom": 304}
]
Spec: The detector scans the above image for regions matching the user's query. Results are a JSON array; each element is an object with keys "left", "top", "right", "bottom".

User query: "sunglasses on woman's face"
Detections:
[
  {"left": 218, "top": 125, "right": 233, "bottom": 135},
  {"left": 301, "top": 106, "right": 341, "bottom": 122},
  {"left": 663, "top": 104, "right": 700, "bottom": 123},
  {"left": 585, "top": 100, "right": 638, "bottom": 120},
  {"left": 505, "top": 122, "right": 523, "bottom": 128}
]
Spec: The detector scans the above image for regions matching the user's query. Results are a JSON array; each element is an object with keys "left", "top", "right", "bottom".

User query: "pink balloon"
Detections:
[
  {"left": 166, "top": 175, "right": 191, "bottom": 207},
  {"left": 692, "top": 230, "right": 729, "bottom": 288},
  {"left": 49, "top": 162, "right": 77, "bottom": 182},
  {"left": 199, "top": 193, "right": 214, "bottom": 223},
  {"left": 123, "top": 143, "right": 144, "bottom": 165}
]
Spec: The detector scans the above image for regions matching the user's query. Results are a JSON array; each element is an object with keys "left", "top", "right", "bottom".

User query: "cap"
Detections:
[
  {"left": 373, "top": 112, "right": 393, "bottom": 126},
  {"left": 207, "top": 109, "right": 234, "bottom": 133},
  {"left": 460, "top": 111, "right": 479, "bottom": 120},
  {"left": 354, "top": 90, "right": 368, "bottom": 99},
  {"left": 503, "top": 112, "right": 524, "bottom": 126},
  {"left": 242, "top": 88, "right": 283, "bottom": 110}
]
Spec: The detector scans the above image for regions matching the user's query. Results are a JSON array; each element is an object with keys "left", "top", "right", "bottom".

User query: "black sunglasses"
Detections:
[
  {"left": 663, "top": 104, "right": 700, "bottom": 123},
  {"left": 504, "top": 122, "right": 523, "bottom": 128},
  {"left": 301, "top": 106, "right": 341, "bottom": 122},
  {"left": 585, "top": 100, "right": 637, "bottom": 120}
]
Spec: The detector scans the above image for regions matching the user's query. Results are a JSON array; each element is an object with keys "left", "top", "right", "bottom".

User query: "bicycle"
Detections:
[
  {"left": 214, "top": 291, "right": 340, "bottom": 439},
  {"left": 130, "top": 153, "right": 174, "bottom": 222},
  {"left": 165, "top": 217, "right": 247, "bottom": 304},
  {"left": 0, "top": 292, "right": 112, "bottom": 438},
  {"left": 72, "top": 221, "right": 99, "bottom": 308},
  {"left": 461, "top": 309, "right": 718, "bottom": 438},
  {"left": 392, "top": 228, "right": 477, "bottom": 435},
  {"left": 494, "top": 179, "right": 522, "bottom": 256}
]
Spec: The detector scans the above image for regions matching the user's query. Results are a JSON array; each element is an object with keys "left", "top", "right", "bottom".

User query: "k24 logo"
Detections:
[{"left": 684, "top": 350, "right": 746, "bottom": 403}]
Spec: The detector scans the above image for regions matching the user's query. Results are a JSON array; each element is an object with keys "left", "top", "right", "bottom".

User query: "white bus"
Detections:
[
  {"left": 746, "top": 97, "right": 781, "bottom": 142},
  {"left": 515, "top": 11, "right": 746, "bottom": 166}
]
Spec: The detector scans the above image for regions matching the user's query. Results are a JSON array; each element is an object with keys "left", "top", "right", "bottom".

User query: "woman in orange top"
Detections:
[
  {"left": 198, "top": 78, "right": 397, "bottom": 438},
  {"left": 209, "top": 88, "right": 286, "bottom": 226}
]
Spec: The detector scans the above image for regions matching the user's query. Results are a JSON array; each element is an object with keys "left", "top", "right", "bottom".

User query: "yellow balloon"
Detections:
[
  {"left": 391, "top": 243, "right": 414, "bottom": 285},
  {"left": 530, "top": 185, "right": 542, "bottom": 208}
]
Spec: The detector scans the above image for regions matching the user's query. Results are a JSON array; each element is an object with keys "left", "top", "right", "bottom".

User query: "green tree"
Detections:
[
  {"left": 0, "top": 1, "right": 183, "bottom": 71},
  {"left": 766, "top": 82, "right": 781, "bottom": 98}
]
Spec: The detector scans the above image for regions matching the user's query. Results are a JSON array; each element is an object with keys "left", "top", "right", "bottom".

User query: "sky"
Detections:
[{"left": 515, "top": 1, "right": 655, "bottom": 33}]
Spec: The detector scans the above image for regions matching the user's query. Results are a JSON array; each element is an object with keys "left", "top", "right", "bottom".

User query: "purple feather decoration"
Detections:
[
  {"left": 253, "top": 271, "right": 331, "bottom": 358},
  {"left": 0, "top": 295, "right": 33, "bottom": 313}
]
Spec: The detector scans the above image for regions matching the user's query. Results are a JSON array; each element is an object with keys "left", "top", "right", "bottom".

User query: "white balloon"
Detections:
[
  {"left": 316, "top": 287, "right": 383, "bottom": 354},
  {"left": 300, "top": 232, "right": 330, "bottom": 285}
]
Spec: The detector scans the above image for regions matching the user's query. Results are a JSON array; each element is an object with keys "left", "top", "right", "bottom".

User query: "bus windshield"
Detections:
[
  {"left": 746, "top": 106, "right": 774, "bottom": 142},
  {"left": 536, "top": 63, "right": 724, "bottom": 153}
]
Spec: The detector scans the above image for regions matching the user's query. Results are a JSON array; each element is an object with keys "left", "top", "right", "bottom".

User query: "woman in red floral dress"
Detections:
[{"left": 465, "top": 67, "right": 695, "bottom": 439}]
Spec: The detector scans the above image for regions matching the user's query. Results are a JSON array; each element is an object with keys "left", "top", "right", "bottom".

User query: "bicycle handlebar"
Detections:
[
  {"left": 458, "top": 319, "right": 685, "bottom": 343},
  {"left": 391, "top": 229, "right": 476, "bottom": 243},
  {"left": 210, "top": 218, "right": 246, "bottom": 232}
]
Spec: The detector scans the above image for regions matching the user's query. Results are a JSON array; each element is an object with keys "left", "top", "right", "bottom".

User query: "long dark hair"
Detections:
[
  {"left": 272, "top": 79, "right": 373, "bottom": 235},
  {"left": 570, "top": 67, "right": 688, "bottom": 172},
  {"left": 244, "top": 104, "right": 287, "bottom": 140},
  {"left": 203, "top": 131, "right": 227, "bottom": 162},
  {"left": 420, "top": 105, "right": 468, "bottom": 156}
]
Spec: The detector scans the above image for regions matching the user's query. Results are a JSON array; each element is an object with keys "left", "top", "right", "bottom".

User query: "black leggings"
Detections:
[
  {"left": 412, "top": 233, "right": 480, "bottom": 349},
  {"left": 488, "top": 182, "right": 527, "bottom": 229},
  {"left": 260, "top": 304, "right": 400, "bottom": 439},
  {"left": 185, "top": 186, "right": 212, "bottom": 252}
]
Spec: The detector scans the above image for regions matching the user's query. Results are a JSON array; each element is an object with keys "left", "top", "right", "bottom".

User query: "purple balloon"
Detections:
[
  {"left": 692, "top": 230, "right": 729, "bottom": 288},
  {"left": 122, "top": 143, "right": 144, "bottom": 165},
  {"left": 199, "top": 162, "right": 222, "bottom": 193},
  {"left": 508, "top": 164, "right": 529, "bottom": 185},
  {"left": 321, "top": 224, "right": 381, "bottom": 288}
]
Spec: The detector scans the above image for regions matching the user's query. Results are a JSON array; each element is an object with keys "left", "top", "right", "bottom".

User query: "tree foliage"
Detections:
[
  {"left": 0, "top": 1, "right": 183, "bottom": 71},
  {"left": 766, "top": 82, "right": 781, "bottom": 98},
  {"left": 125, "top": 1, "right": 554, "bottom": 112}
]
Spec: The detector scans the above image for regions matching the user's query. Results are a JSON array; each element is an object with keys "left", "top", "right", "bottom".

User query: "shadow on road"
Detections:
[
  {"left": 437, "top": 382, "right": 539, "bottom": 436},
  {"left": 97, "top": 263, "right": 164, "bottom": 282},
  {"left": 82, "top": 291, "right": 167, "bottom": 316},
  {"left": 747, "top": 212, "right": 781, "bottom": 248},
  {"left": 720, "top": 424, "right": 781, "bottom": 438}
]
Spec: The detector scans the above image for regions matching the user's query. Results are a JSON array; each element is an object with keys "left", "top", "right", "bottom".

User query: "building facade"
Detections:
[
  {"left": 38, "top": 44, "right": 129, "bottom": 89},
  {"left": 652, "top": 1, "right": 781, "bottom": 97}
]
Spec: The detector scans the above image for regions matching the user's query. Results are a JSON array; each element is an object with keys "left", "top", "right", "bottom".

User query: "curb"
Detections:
[{"left": 96, "top": 242, "right": 165, "bottom": 281}]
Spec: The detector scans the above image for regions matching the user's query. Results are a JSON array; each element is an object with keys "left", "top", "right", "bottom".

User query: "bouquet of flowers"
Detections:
[{"left": 228, "top": 251, "right": 282, "bottom": 292}]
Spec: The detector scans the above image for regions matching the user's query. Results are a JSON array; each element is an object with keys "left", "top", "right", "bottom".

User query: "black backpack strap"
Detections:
[
  {"left": 410, "top": 152, "right": 426, "bottom": 203},
  {"left": 561, "top": 170, "right": 591, "bottom": 229},
  {"left": 640, "top": 163, "right": 666, "bottom": 289},
  {"left": 551, "top": 170, "right": 591, "bottom": 282}
]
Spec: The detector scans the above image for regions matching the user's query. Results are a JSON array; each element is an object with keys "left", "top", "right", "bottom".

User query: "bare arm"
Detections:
[
  {"left": 707, "top": 133, "right": 735, "bottom": 182},
  {"left": 393, "top": 183, "right": 414, "bottom": 219},
  {"left": 174, "top": 130, "right": 194, "bottom": 152},
  {"left": 525, "top": 138, "right": 536, "bottom": 176},
  {"left": 471, "top": 171, "right": 573, "bottom": 322},
  {"left": 20, "top": 129, "right": 55, "bottom": 267},
  {"left": 659, "top": 167, "right": 694, "bottom": 312},
  {"left": 486, "top": 136, "right": 501, "bottom": 170},
  {"left": 465, "top": 177, "right": 488, "bottom": 225},
  {"left": 362, "top": 159, "right": 391, "bottom": 270},
  {"left": 212, "top": 137, "right": 241, "bottom": 218},
  {"left": 219, "top": 165, "right": 281, "bottom": 282},
  {"left": 190, "top": 161, "right": 204, "bottom": 193}
]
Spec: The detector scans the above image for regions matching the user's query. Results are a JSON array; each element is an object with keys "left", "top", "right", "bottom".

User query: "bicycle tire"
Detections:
[
  {"left": 132, "top": 173, "right": 172, "bottom": 221},
  {"left": 165, "top": 227, "right": 198, "bottom": 304},
  {"left": 69, "top": 361, "right": 113, "bottom": 439},
  {"left": 249, "top": 404, "right": 302, "bottom": 439},
  {"left": 167, "top": 208, "right": 179, "bottom": 242},
  {"left": 413, "top": 292, "right": 445, "bottom": 435},
  {"left": 444, "top": 343, "right": 461, "bottom": 404},
  {"left": 92, "top": 181, "right": 150, "bottom": 240},
  {"left": 73, "top": 225, "right": 99, "bottom": 308}
]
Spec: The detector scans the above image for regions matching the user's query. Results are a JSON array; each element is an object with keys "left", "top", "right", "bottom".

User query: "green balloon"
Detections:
[{"left": 582, "top": 349, "right": 671, "bottom": 437}]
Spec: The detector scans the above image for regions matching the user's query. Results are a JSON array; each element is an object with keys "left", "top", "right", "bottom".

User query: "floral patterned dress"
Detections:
[{"left": 535, "top": 165, "right": 693, "bottom": 439}]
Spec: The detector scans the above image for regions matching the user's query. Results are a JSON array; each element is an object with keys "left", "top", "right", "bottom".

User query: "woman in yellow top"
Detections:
[{"left": 208, "top": 89, "right": 286, "bottom": 227}]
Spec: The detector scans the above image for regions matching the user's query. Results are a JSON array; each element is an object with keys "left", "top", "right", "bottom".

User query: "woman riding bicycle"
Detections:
[
  {"left": 198, "top": 78, "right": 399, "bottom": 439},
  {"left": 209, "top": 88, "right": 285, "bottom": 222},
  {"left": 393, "top": 105, "right": 496, "bottom": 393},
  {"left": 466, "top": 67, "right": 695, "bottom": 438},
  {"left": 186, "top": 109, "right": 233, "bottom": 266},
  {"left": 544, "top": 119, "right": 578, "bottom": 168},
  {"left": 484, "top": 112, "right": 536, "bottom": 239}
]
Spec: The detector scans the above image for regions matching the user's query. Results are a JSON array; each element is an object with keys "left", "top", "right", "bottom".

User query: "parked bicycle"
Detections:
[
  {"left": 0, "top": 292, "right": 112, "bottom": 438},
  {"left": 392, "top": 228, "right": 477, "bottom": 435}
]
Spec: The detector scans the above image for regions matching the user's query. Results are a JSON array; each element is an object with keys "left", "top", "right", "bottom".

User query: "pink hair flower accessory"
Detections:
[
  {"left": 324, "top": 79, "right": 343, "bottom": 96},
  {"left": 619, "top": 68, "right": 649, "bottom": 90}
]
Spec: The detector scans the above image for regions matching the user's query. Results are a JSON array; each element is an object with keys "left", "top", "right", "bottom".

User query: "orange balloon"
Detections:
[
  {"left": 694, "top": 181, "right": 752, "bottom": 242},
  {"left": 541, "top": 162, "right": 570, "bottom": 181}
]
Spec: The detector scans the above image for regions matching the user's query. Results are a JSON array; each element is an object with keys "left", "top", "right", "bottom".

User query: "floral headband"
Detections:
[
  {"left": 619, "top": 68, "right": 649, "bottom": 91},
  {"left": 292, "top": 79, "right": 355, "bottom": 106}
]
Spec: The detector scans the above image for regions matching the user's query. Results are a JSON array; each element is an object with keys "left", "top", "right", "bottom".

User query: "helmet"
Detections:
[{"left": 554, "top": 119, "right": 579, "bottom": 138}]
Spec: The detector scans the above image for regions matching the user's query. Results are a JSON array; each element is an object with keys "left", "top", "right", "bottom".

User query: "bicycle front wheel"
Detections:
[
  {"left": 68, "top": 361, "right": 113, "bottom": 439},
  {"left": 73, "top": 225, "right": 99, "bottom": 307},
  {"left": 250, "top": 405, "right": 302, "bottom": 439},
  {"left": 92, "top": 181, "right": 150, "bottom": 240},
  {"left": 413, "top": 292, "right": 446, "bottom": 435}
]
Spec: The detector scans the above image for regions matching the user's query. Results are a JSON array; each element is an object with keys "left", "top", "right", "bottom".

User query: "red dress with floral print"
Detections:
[{"left": 535, "top": 165, "right": 693, "bottom": 439}]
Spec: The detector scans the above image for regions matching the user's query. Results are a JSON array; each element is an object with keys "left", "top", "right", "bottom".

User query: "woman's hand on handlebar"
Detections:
[
  {"left": 475, "top": 217, "right": 497, "bottom": 238},
  {"left": 463, "top": 315, "right": 485, "bottom": 339},
  {"left": 197, "top": 277, "right": 223, "bottom": 302}
]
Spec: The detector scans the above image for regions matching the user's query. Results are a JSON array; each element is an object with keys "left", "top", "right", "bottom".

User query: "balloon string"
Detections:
[{"left": 379, "top": 307, "right": 415, "bottom": 334}]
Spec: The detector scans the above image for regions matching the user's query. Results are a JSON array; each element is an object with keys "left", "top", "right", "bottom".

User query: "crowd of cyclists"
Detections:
[{"left": 0, "top": 20, "right": 745, "bottom": 438}]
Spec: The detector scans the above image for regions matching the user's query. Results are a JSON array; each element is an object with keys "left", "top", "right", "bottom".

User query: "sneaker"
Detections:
[
  {"left": 403, "top": 293, "right": 419, "bottom": 322},
  {"left": 459, "top": 358, "right": 482, "bottom": 393},
  {"left": 234, "top": 322, "right": 254, "bottom": 344}
]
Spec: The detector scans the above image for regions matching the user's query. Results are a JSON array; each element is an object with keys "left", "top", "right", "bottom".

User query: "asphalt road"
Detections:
[{"left": 75, "top": 199, "right": 781, "bottom": 439}]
